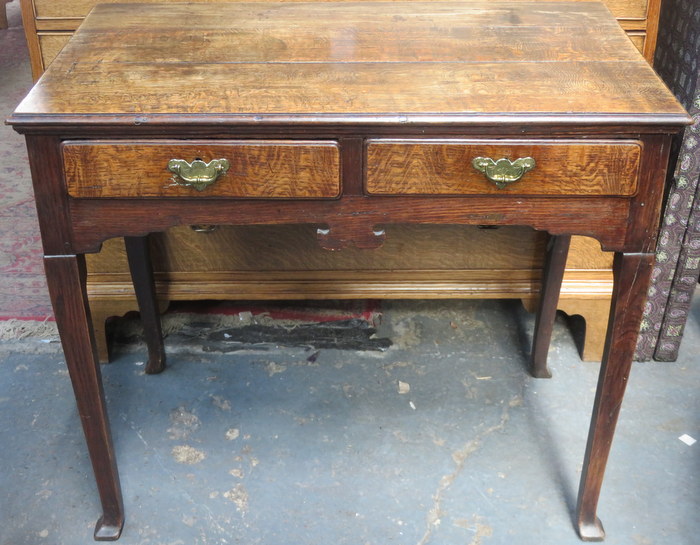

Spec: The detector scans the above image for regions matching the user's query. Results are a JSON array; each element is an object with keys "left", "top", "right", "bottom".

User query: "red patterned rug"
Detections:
[{"left": 0, "top": 1, "right": 53, "bottom": 320}]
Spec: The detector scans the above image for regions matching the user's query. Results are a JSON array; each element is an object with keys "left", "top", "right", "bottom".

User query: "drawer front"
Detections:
[
  {"left": 63, "top": 141, "right": 341, "bottom": 198},
  {"left": 33, "top": 0, "right": 218, "bottom": 18},
  {"left": 32, "top": 0, "right": 650, "bottom": 21},
  {"left": 627, "top": 32, "right": 646, "bottom": 54},
  {"left": 365, "top": 140, "right": 641, "bottom": 196},
  {"left": 606, "top": 0, "right": 648, "bottom": 20},
  {"left": 38, "top": 33, "right": 71, "bottom": 69}
]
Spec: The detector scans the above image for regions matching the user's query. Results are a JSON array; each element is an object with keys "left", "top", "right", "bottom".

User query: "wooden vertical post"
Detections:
[
  {"left": 576, "top": 252, "right": 654, "bottom": 541},
  {"left": 44, "top": 254, "right": 125, "bottom": 540}
]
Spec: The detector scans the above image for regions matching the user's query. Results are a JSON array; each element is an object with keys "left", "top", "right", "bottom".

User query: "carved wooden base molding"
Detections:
[
  {"left": 523, "top": 269, "right": 614, "bottom": 362},
  {"left": 88, "top": 268, "right": 613, "bottom": 363}
]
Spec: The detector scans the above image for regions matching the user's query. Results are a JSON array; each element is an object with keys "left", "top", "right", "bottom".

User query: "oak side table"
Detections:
[{"left": 8, "top": 1, "right": 689, "bottom": 541}]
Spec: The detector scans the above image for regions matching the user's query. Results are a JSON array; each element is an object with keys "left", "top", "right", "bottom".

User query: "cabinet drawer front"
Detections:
[
  {"left": 365, "top": 140, "right": 641, "bottom": 196},
  {"left": 31, "top": 0, "right": 650, "bottom": 21},
  {"left": 37, "top": 33, "right": 71, "bottom": 68},
  {"left": 63, "top": 141, "right": 341, "bottom": 198},
  {"left": 33, "top": 0, "right": 218, "bottom": 18}
]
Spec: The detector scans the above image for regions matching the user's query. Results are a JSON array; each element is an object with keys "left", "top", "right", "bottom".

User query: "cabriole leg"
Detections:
[
  {"left": 125, "top": 235, "right": 166, "bottom": 374},
  {"left": 44, "top": 255, "right": 124, "bottom": 540},
  {"left": 576, "top": 252, "right": 654, "bottom": 541}
]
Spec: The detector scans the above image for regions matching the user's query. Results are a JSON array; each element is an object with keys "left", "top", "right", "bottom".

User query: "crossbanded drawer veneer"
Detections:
[
  {"left": 63, "top": 141, "right": 342, "bottom": 198},
  {"left": 365, "top": 139, "right": 643, "bottom": 195},
  {"left": 18, "top": 0, "right": 664, "bottom": 364}
]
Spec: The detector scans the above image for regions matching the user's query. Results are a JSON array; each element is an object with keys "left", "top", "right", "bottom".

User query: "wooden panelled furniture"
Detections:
[
  {"left": 9, "top": 1, "right": 687, "bottom": 540},
  {"left": 19, "top": 0, "right": 663, "bottom": 364}
]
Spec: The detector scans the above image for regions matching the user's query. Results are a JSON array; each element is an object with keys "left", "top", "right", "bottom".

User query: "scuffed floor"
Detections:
[{"left": 1, "top": 298, "right": 698, "bottom": 545}]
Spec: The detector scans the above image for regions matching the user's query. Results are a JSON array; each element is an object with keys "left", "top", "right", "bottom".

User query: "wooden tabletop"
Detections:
[{"left": 10, "top": 1, "right": 687, "bottom": 126}]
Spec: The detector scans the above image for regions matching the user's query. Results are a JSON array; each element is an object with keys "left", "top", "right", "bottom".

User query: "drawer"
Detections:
[
  {"left": 604, "top": 0, "right": 649, "bottom": 20},
  {"left": 365, "top": 140, "right": 641, "bottom": 196},
  {"left": 32, "top": 0, "right": 217, "bottom": 19},
  {"left": 31, "top": 0, "right": 650, "bottom": 21},
  {"left": 627, "top": 32, "right": 646, "bottom": 54},
  {"left": 63, "top": 141, "right": 341, "bottom": 198},
  {"left": 38, "top": 33, "right": 71, "bottom": 69}
]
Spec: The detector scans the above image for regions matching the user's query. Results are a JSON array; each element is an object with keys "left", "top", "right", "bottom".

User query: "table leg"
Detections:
[
  {"left": 125, "top": 236, "right": 166, "bottom": 374},
  {"left": 531, "top": 234, "right": 571, "bottom": 378},
  {"left": 576, "top": 252, "right": 654, "bottom": 541},
  {"left": 44, "top": 255, "right": 124, "bottom": 540},
  {"left": 0, "top": 1, "right": 7, "bottom": 30}
]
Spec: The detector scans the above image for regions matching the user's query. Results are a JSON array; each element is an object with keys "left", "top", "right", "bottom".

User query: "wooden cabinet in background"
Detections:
[
  {"left": 20, "top": 0, "right": 662, "bottom": 78},
  {"left": 19, "top": 0, "right": 663, "bottom": 362}
]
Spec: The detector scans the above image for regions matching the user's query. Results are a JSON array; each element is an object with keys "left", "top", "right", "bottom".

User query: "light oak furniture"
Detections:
[
  {"left": 9, "top": 1, "right": 687, "bottom": 541},
  {"left": 18, "top": 0, "right": 664, "bottom": 365}
]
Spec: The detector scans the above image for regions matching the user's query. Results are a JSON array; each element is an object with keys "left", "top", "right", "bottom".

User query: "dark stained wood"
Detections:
[
  {"left": 576, "top": 252, "right": 655, "bottom": 541},
  {"left": 531, "top": 234, "right": 571, "bottom": 378},
  {"left": 68, "top": 195, "right": 636, "bottom": 254},
  {"left": 623, "top": 134, "right": 673, "bottom": 252},
  {"left": 365, "top": 140, "right": 641, "bottom": 196},
  {"left": 66, "top": 25, "right": 638, "bottom": 64},
  {"left": 124, "top": 236, "right": 166, "bottom": 374},
  {"left": 63, "top": 141, "right": 341, "bottom": 198},
  {"left": 57, "top": 3, "right": 634, "bottom": 65},
  {"left": 10, "top": 3, "right": 686, "bottom": 124},
  {"left": 19, "top": 0, "right": 665, "bottom": 84},
  {"left": 316, "top": 220, "right": 387, "bottom": 250},
  {"left": 339, "top": 137, "right": 364, "bottom": 195},
  {"left": 7, "top": 2, "right": 690, "bottom": 541},
  {"left": 23, "top": 135, "right": 75, "bottom": 255},
  {"left": 43, "top": 255, "right": 124, "bottom": 540},
  {"left": 13, "top": 60, "right": 687, "bottom": 122}
]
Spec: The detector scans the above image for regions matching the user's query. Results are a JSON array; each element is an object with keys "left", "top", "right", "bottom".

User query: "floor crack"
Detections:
[{"left": 416, "top": 395, "right": 518, "bottom": 545}]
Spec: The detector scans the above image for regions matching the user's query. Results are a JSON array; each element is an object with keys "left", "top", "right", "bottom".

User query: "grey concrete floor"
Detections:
[{"left": 0, "top": 298, "right": 698, "bottom": 545}]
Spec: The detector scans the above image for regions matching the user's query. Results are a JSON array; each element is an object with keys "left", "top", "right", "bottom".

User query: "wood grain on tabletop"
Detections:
[{"left": 13, "top": 2, "right": 685, "bottom": 120}]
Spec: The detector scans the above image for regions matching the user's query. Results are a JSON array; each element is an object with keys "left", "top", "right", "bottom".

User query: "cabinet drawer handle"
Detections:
[
  {"left": 167, "top": 158, "right": 230, "bottom": 191},
  {"left": 472, "top": 156, "right": 536, "bottom": 189}
]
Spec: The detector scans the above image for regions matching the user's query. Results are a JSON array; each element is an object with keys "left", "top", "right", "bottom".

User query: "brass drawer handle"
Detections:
[
  {"left": 472, "top": 156, "right": 536, "bottom": 189},
  {"left": 167, "top": 158, "right": 230, "bottom": 191},
  {"left": 190, "top": 224, "right": 218, "bottom": 233}
]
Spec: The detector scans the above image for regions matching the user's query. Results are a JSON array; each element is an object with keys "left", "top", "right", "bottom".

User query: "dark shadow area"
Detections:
[
  {"left": 205, "top": 319, "right": 391, "bottom": 352},
  {"left": 511, "top": 299, "right": 537, "bottom": 374},
  {"left": 566, "top": 313, "right": 588, "bottom": 361},
  {"left": 526, "top": 390, "right": 582, "bottom": 531}
]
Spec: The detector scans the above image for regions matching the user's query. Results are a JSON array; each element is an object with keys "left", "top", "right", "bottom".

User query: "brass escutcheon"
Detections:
[
  {"left": 472, "top": 156, "right": 536, "bottom": 189},
  {"left": 167, "top": 158, "right": 230, "bottom": 191}
]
